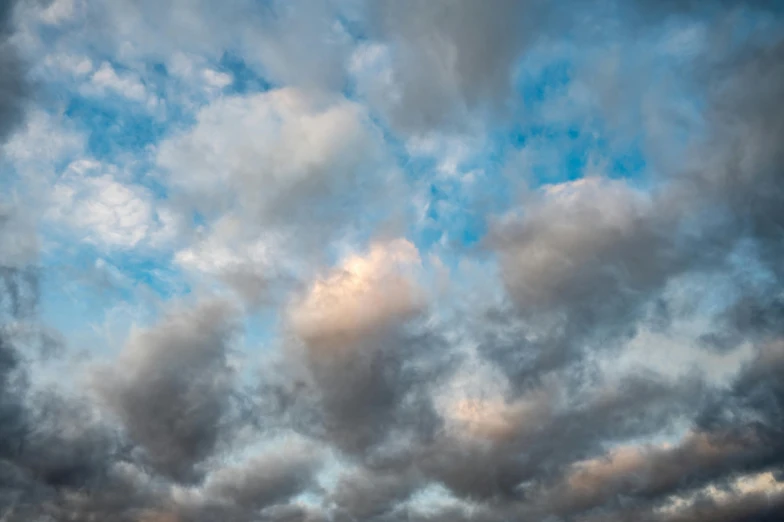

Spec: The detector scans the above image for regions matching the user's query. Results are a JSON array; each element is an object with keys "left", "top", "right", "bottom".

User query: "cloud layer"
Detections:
[{"left": 2, "top": 0, "right": 784, "bottom": 521}]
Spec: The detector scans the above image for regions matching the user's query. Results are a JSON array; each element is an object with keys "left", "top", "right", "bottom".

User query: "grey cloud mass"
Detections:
[
  {"left": 94, "top": 300, "right": 240, "bottom": 483},
  {"left": 365, "top": 0, "right": 552, "bottom": 132},
  {"left": 0, "top": 0, "right": 26, "bottom": 142}
]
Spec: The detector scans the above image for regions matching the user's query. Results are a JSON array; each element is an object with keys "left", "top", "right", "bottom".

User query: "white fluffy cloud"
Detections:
[
  {"left": 3, "top": 110, "right": 85, "bottom": 181},
  {"left": 81, "top": 61, "right": 159, "bottom": 108},
  {"left": 46, "top": 160, "right": 176, "bottom": 249},
  {"left": 160, "top": 87, "right": 403, "bottom": 300},
  {"left": 158, "top": 87, "right": 384, "bottom": 220}
]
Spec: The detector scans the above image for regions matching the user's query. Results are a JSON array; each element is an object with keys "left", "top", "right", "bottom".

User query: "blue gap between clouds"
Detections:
[
  {"left": 218, "top": 52, "right": 273, "bottom": 95},
  {"left": 509, "top": 53, "right": 648, "bottom": 188},
  {"left": 65, "top": 96, "right": 164, "bottom": 161},
  {"left": 39, "top": 244, "right": 190, "bottom": 340}
]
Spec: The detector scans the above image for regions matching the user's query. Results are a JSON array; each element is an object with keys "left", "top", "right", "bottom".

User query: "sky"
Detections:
[{"left": 1, "top": 0, "right": 784, "bottom": 520}]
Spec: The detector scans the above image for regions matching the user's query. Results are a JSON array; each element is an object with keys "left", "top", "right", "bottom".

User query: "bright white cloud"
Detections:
[
  {"left": 81, "top": 61, "right": 158, "bottom": 108},
  {"left": 288, "top": 238, "right": 424, "bottom": 344},
  {"left": 164, "top": 52, "right": 233, "bottom": 102},
  {"left": 202, "top": 68, "right": 232, "bottom": 89},
  {"left": 46, "top": 160, "right": 172, "bottom": 249}
]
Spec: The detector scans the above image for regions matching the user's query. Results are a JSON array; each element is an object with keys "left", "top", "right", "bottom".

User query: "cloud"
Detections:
[
  {"left": 201, "top": 68, "right": 232, "bottom": 89},
  {"left": 81, "top": 0, "right": 352, "bottom": 92},
  {"left": 201, "top": 437, "right": 323, "bottom": 511},
  {"left": 360, "top": 0, "right": 559, "bottom": 133},
  {"left": 288, "top": 238, "right": 424, "bottom": 345},
  {"left": 158, "top": 88, "right": 384, "bottom": 222},
  {"left": 0, "top": 0, "right": 27, "bottom": 142},
  {"left": 3, "top": 1, "right": 784, "bottom": 521},
  {"left": 159, "top": 87, "right": 401, "bottom": 301},
  {"left": 658, "top": 471, "right": 784, "bottom": 522},
  {"left": 0, "top": 202, "right": 37, "bottom": 269},
  {"left": 282, "top": 239, "right": 439, "bottom": 454},
  {"left": 492, "top": 177, "right": 666, "bottom": 314},
  {"left": 482, "top": 176, "right": 693, "bottom": 384},
  {"left": 329, "top": 465, "right": 422, "bottom": 520},
  {"left": 45, "top": 159, "right": 176, "bottom": 250},
  {"left": 83, "top": 61, "right": 153, "bottom": 105},
  {"left": 38, "top": 0, "right": 79, "bottom": 25},
  {"left": 0, "top": 229, "right": 147, "bottom": 521},
  {"left": 2, "top": 109, "right": 85, "bottom": 176},
  {"left": 93, "top": 300, "right": 240, "bottom": 483}
]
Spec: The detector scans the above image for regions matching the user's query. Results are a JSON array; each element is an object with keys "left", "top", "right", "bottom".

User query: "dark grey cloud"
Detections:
[
  {"left": 484, "top": 177, "right": 692, "bottom": 383},
  {"left": 328, "top": 465, "right": 422, "bottom": 520},
  {"left": 0, "top": 5, "right": 103, "bottom": 512},
  {"left": 282, "top": 325, "right": 451, "bottom": 458},
  {"left": 0, "top": 283, "right": 326, "bottom": 520},
  {"left": 93, "top": 300, "right": 240, "bottom": 483},
  {"left": 535, "top": 340, "right": 784, "bottom": 522},
  {"left": 409, "top": 373, "right": 702, "bottom": 503},
  {"left": 0, "top": 258, "right": 141, "bottom": 520},
  {"left": 0, "top": 0, "right": 26, "bottom": 142},
  {"left": 201, "top": 439, "right": 323, "bottom": 511},
  {"left": 460, "top": 25, "right": 784, "bottom": 516}
]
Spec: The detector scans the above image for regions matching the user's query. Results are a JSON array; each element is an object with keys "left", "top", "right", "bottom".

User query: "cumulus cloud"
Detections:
[
  {"left": 493, "top": 177, "right": 666, "bottom": 313},
  {"left": 158, "top": 88, "right": 384, "bottom": 221},
  {"left": 281, "top": 239, "right": 439, "bottom": 454},
  {"left": 81, "top": 61, "right": 157, "bottom": 108},
  {"left": 93, "top": 300, "right": 240, "bottom": 483},
  {"left": 45, "top": 159, "right": 176, "bottom": 250},
  {"left": 483, "top": 176, "right": 691, "bottom": 383},
  {"left": 288, "top": 238, "right": 424, "bottom": 344},
  {"left": 160, "top": 87, "right": 401, "bottom": 302},
  {"left": 201, "top": 437, "right": 323, "bottom": 511}
]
